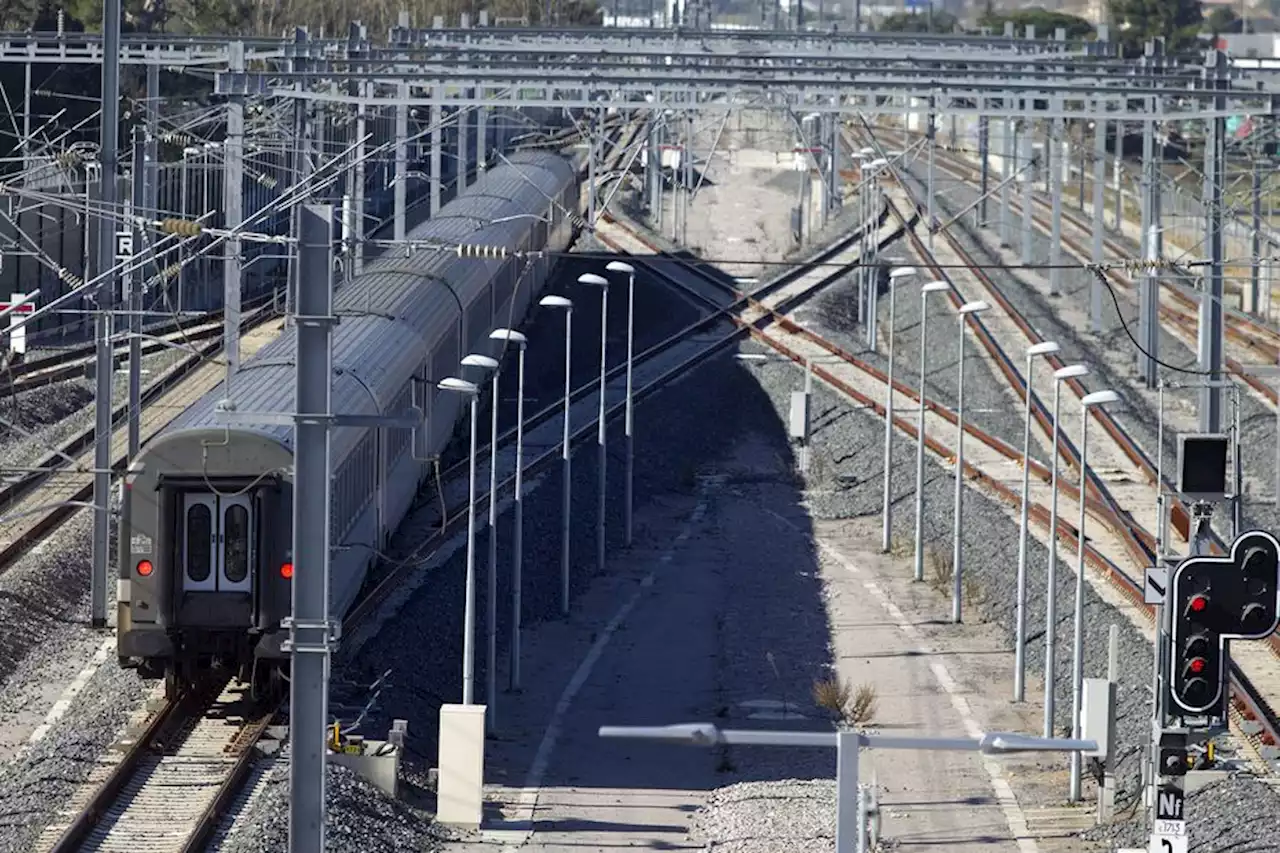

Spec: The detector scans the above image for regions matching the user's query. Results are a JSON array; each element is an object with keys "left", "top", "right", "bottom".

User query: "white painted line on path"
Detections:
[
  {"left": 764, "top": 508, "right": 1039, "bottom": 853},
  {"left": 27, "top": 636, "right": 115, "bottom": 747},
  {"left": 495, "top": 484, "right": 716, "bottom": 845}
]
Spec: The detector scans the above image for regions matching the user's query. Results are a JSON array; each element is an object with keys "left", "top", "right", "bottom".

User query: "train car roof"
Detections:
[{"left": 151, "top": 151, "right": 576, "bottom": 463}]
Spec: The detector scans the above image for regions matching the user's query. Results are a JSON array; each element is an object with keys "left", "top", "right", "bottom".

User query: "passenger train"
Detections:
[{"left": 117, "top": 151, "right": 581, "bottom": 696}]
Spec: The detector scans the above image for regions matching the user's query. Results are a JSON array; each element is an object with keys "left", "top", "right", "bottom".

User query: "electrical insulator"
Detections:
[{"left": 161, "top": 219, "right": 203, "bottom": 237}]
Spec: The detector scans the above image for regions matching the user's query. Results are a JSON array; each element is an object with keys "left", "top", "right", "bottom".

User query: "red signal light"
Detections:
[
  {"left": 280, "top": 562, "right": 294, "bottom": 580},
  {"left": 1189, "top": 658, "right": 1206, "bottom": 674},
  {"left": 1190, "top": 594, "right": 1208, "bottom": 613},
  {"left": 136, "top": 560, "right": 153, "bottom": 577}
]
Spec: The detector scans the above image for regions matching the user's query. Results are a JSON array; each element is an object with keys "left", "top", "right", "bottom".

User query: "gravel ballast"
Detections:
[
  {"left": 203, "top": 135, "right": 1280, "bottom": 851},
  {"left": 869, "top": 146, "right": 1280, "bottom": 844}
]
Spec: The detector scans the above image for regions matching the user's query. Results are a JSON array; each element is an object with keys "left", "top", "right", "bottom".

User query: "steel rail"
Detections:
[
  {"left": 423, "top": 199, "right": 901, "bottom": 489},
  {"left": 0, "top": 303, "right": 276, "bottom": 573},
  {"left": 43, "top": 677, "right": 282, "bottom": 853},
  {"left": 345, "top": 205, "right": 910, "bottom": 629},
  {"left": 855, "top": 125, "right": 1280, "bottom": 756}
]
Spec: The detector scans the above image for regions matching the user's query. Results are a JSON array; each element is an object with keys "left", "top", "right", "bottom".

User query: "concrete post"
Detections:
[
  {"left": 1138, "top": 116, "right": 1156, "bottom": 384},
  {"left": 926, "top": 105, "right": 935, "bottom": 250},
  {"left": 224, "top": 42, "right": 245, "bottom": 378},
  {"left": 1252, "top": 156, "right": 1263, "bottom": 315},
  {"left": 1021, "top": 112, "right": 1034, "bottom": 266},
  {"left": 91, "top": 0, "right": 123, "bottom": 629},
  {"left": 999, "top": 118, "right": 1013, "bottom": 247},
  {"left": 395, "top": 81, "right": 408, "bottom": 242},
  {"left": 1200, "top": 51, "right": 1228, "bottom": 433},
  {"left": 116, "top": 125, "right": 146, "bottom": 630},
  {"left": 476, "top": 89, "right": 488, "bottom": 177},
  {"left": 1091, "top": 112, "right": 1106, "bottom": 333},
  {"left": 431, "top": 83, "right": 443, "bottom": 215},
  {"left": 1049, "top": 105, "right": 1064, "bottom": 297},
  {"left": 977, "top": 106, "right": 989, "bottom": 227},
  {"left": 353, "top": 79, "right": 368, "bottom": 275},
  {"left": 288, "top": 203, "right": 335, "bottom": 853}
]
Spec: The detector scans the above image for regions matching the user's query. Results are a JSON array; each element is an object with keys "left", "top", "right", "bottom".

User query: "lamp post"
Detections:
[
  {"left": 606, "top": 260, "right": 637, "bottom": 547},
  {"left": 951, "top": 300, "right": 990, "bottom": 624},
  {"left": 539, "top": 295, "right": 573, "bottom": 615},
  {"left": 1014, "top": 340, "right": 1061, "bottom": 703},
  {"left": 862, "top": 158, "right": 888, "bottom": 346},
  {"left": 438, "top": 376, "right": 481, "bottom": 705},
  {"left": 1045, "top": 362, "right": 1089, "bottom": 738},
  {"left": 913, "top": 280, "right": 952, "bottom": 583},
  {"left": 490, "top": 328, "right": 529, "bottom": 692},
  {"left": 1070, "top": 388, "right": 1120, "bottom": 802},
  {"left": 881, "top": 265, "right": 918, "bottom": 553},
  {"left": 460, "top": 353, "right": 498, "bottom": 719},
  {"left": 578, "top": 272, "right": 610, "bottom": 577}
]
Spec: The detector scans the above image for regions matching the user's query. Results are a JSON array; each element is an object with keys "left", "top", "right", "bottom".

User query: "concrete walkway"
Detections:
[{"left": 436, "top": 481, "right": 724, "bottom": 852}]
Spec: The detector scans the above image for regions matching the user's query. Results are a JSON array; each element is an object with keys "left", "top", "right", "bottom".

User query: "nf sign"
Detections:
[
  {"left": 1151, "top": 785, "right": 1188, "bottom": 853},
  {"left": 1157, "top": 786, "right": 1184, "bottom": 821}
]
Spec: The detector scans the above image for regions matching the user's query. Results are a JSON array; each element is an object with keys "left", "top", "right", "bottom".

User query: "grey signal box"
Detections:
[{"left": 1177, "top": 433, "right": 1229, "bottom": 501}]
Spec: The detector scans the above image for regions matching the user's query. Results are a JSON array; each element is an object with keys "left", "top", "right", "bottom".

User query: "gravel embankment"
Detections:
[
  {"left": 0, "top": 346, "right": 188, "bottom": 470},
  {"left": 0, "top": 505, "right": 151, "bottom": 853},
  {"left": 211, "top": 749, "right": 438, "bottom": 853},
  {"left": 893, "top": 153, "right": 1269, "bottom": 539}
]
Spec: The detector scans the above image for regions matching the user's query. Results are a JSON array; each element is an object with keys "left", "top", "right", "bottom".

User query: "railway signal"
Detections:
[
  {"left": 0, "top": 292, "right": 37, "bottom": 356},
  {"left": 1168, "top": 530, "right": 1280, "bottom": 716}
]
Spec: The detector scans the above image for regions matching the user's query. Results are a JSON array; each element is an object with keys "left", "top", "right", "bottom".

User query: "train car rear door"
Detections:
[{"left": 181, "top": 493, "right": 256, "bottom": 595}]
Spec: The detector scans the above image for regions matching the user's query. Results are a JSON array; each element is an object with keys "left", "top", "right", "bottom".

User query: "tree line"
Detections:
[{"left": 878, "top": 1, "right": 1217, "bottom": 56}]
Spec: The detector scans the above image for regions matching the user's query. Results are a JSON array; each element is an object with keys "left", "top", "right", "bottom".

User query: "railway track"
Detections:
[
  {"left": 0, "top": 302, "right": 274, "bottom": 399},
  {"left": 36, "top": 677, "right": 279, "bottom": 853},
  {"left": 872, "top": 123, "right": 1280, "bottom": 412},
  {"left": 0, "top": 302, "right": 284, "bottom": 574},
  {"left": 32, "top": 121, "right": 658, "bottom": 853},
  {"left": 846, "top": 122, "right": 1280, "bottom": 771},
  {"left": 346, "top": 191, "right": 912, "bottom": 630}
]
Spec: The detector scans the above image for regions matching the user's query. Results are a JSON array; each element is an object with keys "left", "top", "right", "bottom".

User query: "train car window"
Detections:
[
  {"left": 465, "top": 300, "right": 488, "bottom": 347},
  {"left": 224, "top": 504, "right": 250, "bottom": 583},
  {"left": 186, "top": 503, "right": 213, "bottom": 582},
  {"left": 432, "top": 328, "right": 459, "bottom": 398}
]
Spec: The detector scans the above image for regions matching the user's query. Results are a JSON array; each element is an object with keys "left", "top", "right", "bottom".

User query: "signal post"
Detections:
[{"left": 1146, "top": 431, "right": 1280, "bottom": 853}]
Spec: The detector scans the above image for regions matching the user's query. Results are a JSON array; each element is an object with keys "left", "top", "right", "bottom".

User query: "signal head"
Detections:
[{"left": 1233, "top": 533, "right": 1280, "bottom": 639}]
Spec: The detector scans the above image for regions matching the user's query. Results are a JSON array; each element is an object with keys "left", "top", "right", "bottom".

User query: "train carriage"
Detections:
[{"left": 117, "top": 151, "right": 579, "bottom": 695}]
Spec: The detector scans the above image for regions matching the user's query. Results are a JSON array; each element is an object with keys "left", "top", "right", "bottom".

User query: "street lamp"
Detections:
[
  {"left": 438, "top": 376, "right": 481, "bottom": 705},
  {"left": 578, "top": 272, "right": 610, "bottom": 577},
  {"left": 459, "top": 353, "right": 498, "bottom": 721},
  {"left": 1070, "top": 388, "right": 1120, "bottom": 802},
  {"left": 913, "top": 280, "right": 952, "bottom": 583},
  {"left": 1045, "top": 362, "right": 1089, "bottom": 738},
  {"left": 605, "top": 260, "right": 637, "bottom": 547},
  {"left": 861, "top": 158, "right": 890, "bottom": 345},
  {"left": 1015, "top": 340, "right": 1061, "bottom": 703},
  {"left": 881, "top": 266, "right": 918, "bottom": 553},
  {"left": 951, "top": 300, "right": 990, "bottom": 625},
  {"left": 490, "top": 328, "right": 529, "bottom": 692},
  {"left": 539, "top": 294, "right": 574, "bottom": 615}
]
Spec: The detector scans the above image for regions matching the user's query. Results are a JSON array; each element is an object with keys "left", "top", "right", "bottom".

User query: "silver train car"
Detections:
[{"left": 117, "top": 152, "right": 580, "bottom": 695}]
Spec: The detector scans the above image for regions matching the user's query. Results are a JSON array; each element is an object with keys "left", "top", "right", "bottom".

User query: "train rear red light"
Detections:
[
  {"left": 280, "top": 563, "right": 294, "bottom": 580},
  {"left": 136, "top": 560, "right": 153, "bottom": 577}
]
